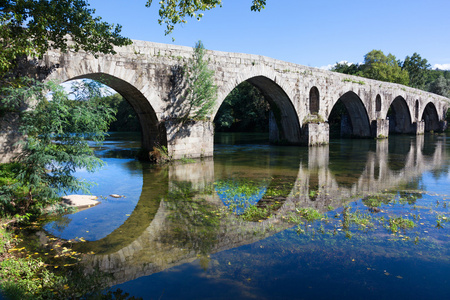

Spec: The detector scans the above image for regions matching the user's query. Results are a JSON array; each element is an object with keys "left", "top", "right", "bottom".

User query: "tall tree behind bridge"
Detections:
[{"left": 401, "top": 53, "right": 431, "bottom": 89}]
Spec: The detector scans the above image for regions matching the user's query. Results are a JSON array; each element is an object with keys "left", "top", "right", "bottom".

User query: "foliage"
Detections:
[
  {"left": 331, "top": 50, "right": 450, "bottom": 100},
  {"left": 0, "top": 223, "right": 139, "bottom": 299},
  {"left": 148, "top": 145, "right": 172, "bottom": 164},
  {"left": 401, "top": 52, "right": 430, "bottom": 89},
  {"left": 0, "top": 0, "right": 131, "bottom": 78},
  {"left": 331, "top": 62, "right": 362, "bottom": 75},
  {"left": 295, "top": 207, "right": 325, "bottom": 223},
  {"left": 428, "top": 76, "right": 450, "bottom": 98},
  {"left": 0, "top": 79, "right": 116, "bottom": 216},
  {"left": 100, "top": 93, "right": 141, "bottom": 132},
  {"left": 161, "top": 181, "right": 220, "bottom": 255},
  {"left": 146, "top": 0, "right": 266, "bottom": 36},
  {"left": 360, "top": 50, "right": 409, "bottom": 85},
  {"left": 214, "top": 81, "right": 270, "bottom": 132},
  {"left": 180, "top": 41, "right": 217, "bottom": 122}
]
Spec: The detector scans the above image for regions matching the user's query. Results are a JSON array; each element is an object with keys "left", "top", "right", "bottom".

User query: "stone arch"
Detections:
[
  {"left": 309, "top": 86, "right": 320, "bottom": 114},
  {"left": 387, "top": 96, "right": 413, "bottom": 134},
  {"left": 327, "top": 91, "right": 371, "bottom": 138},
  {"left": 421, "top": 102, "right": 440, "bottom": 132},
  {"left": 68, "top": 73, "right": 166, "bottom": 151},
  {"left": 375, "top": 94, "right": 382, "bottom": 112},
  {"left": 214, "top": 75, "right": 302, "bottom": 144}
]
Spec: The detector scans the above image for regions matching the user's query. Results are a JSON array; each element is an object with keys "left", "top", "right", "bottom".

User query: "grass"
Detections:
[{"left": 0, "top": 222, "right": 130, "bottom": 299}]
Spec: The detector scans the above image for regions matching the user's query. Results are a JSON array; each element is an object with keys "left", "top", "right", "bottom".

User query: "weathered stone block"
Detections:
[
  {"left": 164, "top": 120, "right": 214, "bottom": 160},
  {"left": 301, "top": 123, "right": 329, "bottom": 146}
]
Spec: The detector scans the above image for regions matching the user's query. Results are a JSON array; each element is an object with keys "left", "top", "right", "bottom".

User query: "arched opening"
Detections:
[
  {"left": 68, "top": 73, "right": 165, "bottom": 153},
  {"left": 214, "top": 76, "right": 302, "bottom": 145},
  {"left": 386, "top": 96, "right": 413, "bottom": 134},
  {"left": 309, "top": 86, "right": 320, "bottom": 115},
  {"left": 421, "top": 102, "right": 440, "bottom": 132},
  {"left": 327, "top": 91, "right": 371, "bottom": 139},
  {"left": 214, "top": 81, "right": 270, "bottom": 135},
  {"left": 375, "top": 94, "right": 382, "bottom": 112}
]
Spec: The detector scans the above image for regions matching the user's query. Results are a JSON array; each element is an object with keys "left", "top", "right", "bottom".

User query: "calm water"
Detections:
[{"left": 44, "top": 132, "right": 450, "bottom": 299}]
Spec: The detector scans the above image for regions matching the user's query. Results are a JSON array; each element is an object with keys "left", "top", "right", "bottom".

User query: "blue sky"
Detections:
[{"left": 89, "top": 0, "right": 450, "bottom": 69}]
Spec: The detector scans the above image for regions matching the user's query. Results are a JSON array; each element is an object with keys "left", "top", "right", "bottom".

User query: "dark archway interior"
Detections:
[
  {"left": 69, "top": 73, "right": 164, "bottom": 151},
  {"left": 328, "top": 92, "right": 371, "bottom": 139},
  {"left": 387, "top": 96, "right": 413, "bottom": 134},
  {"left": 422, "top": 102, "right": 440, "bottom": 132},
  {"left": 376, "top": 94, "right": 382, "bottom": 112},
  {"left": 309, "top": 87, "right": 320, "bottom": 115},
  {"left": 214, "top": 76, "right": 302, "bottom": 145}
]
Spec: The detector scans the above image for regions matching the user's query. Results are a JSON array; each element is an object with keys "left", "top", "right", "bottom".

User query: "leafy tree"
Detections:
[
  {"left": 331, "top": 62, "right": 362, "bottom": 76},
  {"left": 429, "top": 76, "right": 450, "bottom": 98},
  {"left": 146, "top": 0, "right": 266, "bottom": 35},
  {"left": 0, "top": 79, "right": 115, "bottom": 216},
  {"left": 180, "top": 41, "right": 217, "bottom": 121},
  {"left": 361, "top": 50, "right": 409, "bottom": 85},
  {"left": 401, "top": 53, "right": 430, "bottom": 89},
  {"left": 214, "top": 81, "right": 269, "bottom": 132},
  {"left": 101, "top": 93, "right": 141, "bottom": 132},
  {"left": 0, "top": 0, "right": 131, "bottom": 78}
]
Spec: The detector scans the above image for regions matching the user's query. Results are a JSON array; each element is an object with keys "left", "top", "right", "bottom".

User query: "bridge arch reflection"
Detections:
[{"left": 73, "top": 136, "right": 447, "bottom": 287}]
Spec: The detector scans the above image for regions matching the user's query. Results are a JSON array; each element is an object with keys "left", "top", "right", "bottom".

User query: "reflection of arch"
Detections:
[
  {"left": 328, "top": 140, "right": 373, "bottom": 187},
  {"left": 422, "top": 102, "right": 440, "bottom": 132},
  {"left": 73, "top": 168, "right": 168, "bottom": 255},
  {"left": 387, "top": 136, "right": 412, "bottom": 171},
  {"left": 387, "top": 96, "right": 413, "bottom": 134},
  {"left": 309, "top": 87, "right": 320, "bottom": 114},
  {"left": 328, "top": 91, "right": 371, "bottom": 138},
  {"left": 376, "top": 94, "right": 382, "bottom": 112},
  {"left": 69, "top": 73, "right": 165, "bottom": 151},
  {"left": 218, "top": 76, "right": 302, "bottom": 144}
]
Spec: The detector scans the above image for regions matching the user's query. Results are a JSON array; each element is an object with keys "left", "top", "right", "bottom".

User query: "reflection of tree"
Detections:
[{"left": 160, "top": 181, "right": 220, "bottom": 255}]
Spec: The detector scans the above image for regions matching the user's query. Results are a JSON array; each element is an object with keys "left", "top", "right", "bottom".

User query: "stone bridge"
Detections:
[{"left": 39, "top": 39, "right": 449, "bottom": 159}]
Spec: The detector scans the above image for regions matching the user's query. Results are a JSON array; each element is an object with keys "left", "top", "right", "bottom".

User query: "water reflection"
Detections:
[{"left": 43, "top": 134, "right": 449, "bottom": 290}]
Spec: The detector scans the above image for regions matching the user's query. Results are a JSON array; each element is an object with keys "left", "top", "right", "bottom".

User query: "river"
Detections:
[{"left": 42, "top": 132, "right": 450, "bottom": 299}]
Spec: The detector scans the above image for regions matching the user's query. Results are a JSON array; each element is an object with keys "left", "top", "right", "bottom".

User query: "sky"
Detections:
[{"left": 87, "top": 0, "right": 450, "bottom": 70}]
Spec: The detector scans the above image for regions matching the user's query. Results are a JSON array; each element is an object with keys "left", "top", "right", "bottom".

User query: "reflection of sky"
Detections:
[
  {"left": 44, "top": 157, "right": 143, "bottom": 241},
  {"left": 216, "top": 186, "right": 267, "bottom": 215},
  {"left": 423, "top": 170, "right": 450, "bottom": 197}
]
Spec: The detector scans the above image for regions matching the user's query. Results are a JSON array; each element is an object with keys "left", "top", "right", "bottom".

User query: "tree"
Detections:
[
  {"left": 146, "top": 0, "right": 266, "bottom": 36},
  {"left": 331, "top": 62, "right": 362, "bottom": 76},
  {"left": 214, "top": 81, "right": 269, "bottom": 132},
  {"left": 0, "top": 0, "right": 131, "bottom": 78},
  {"left": 401, "top": 53, "right": 430, "bottom": 89},
  {"left": 100, "top": 93, "right": 141, "bottom": 132},
  {"left": 0, "top": 79, "right": 116, "bottom": 216},
  {"left": 429, "top": 76, "right": 450, "bottom": 98},
  {"left": 180, "top": 41, "right": 217, "bottom": 121},
  {"left": 361, "top": 50, "right": 409, "bottom": 85}
]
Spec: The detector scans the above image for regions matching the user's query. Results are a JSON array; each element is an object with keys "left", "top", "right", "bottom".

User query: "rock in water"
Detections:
[{"left": 61, "top": 195, "right": 100, "bottom": 210}]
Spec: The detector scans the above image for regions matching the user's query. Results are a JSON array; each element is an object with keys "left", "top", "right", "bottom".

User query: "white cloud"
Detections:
[{"left": 433, "top": 64, "right": 450, "bottom": 70}]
